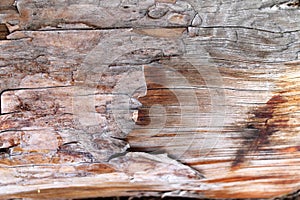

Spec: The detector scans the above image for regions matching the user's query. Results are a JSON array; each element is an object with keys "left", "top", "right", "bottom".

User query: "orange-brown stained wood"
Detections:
[
  {"left": 135, "top": 61, "right": 206, "bottom": 127},
  {"left": 75, "top": 163, "right": 116, "bottom": 174},
  {"left": 136, "top": 83, "right": 180, "bottom": 126},
  {"left": 231, "top": 63, "right": 300, "bottom": 171},
  {"left": 232, "top": 95, "right": 289, "bottom": 169},
  {"left": 205, "top": 175, "right": 280, "bottom": 183},
  {"left": 0, "top": 24, "right": 9, "bottom": 40},
  {"left": 129, "top": 58, "right": 300, "bottom": 198}
]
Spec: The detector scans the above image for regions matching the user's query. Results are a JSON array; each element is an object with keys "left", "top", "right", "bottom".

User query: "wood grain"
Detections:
[{"left": 0, "top": 0, "right": 300, "bottom": 199}]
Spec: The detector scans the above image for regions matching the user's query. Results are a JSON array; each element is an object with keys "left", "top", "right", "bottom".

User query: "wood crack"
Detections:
[
  {"left": 0, "top": 24, "right": 9, "bottom": 40},
  {"left": 7, "top": 25, "right": 300, "bottom": 35}
]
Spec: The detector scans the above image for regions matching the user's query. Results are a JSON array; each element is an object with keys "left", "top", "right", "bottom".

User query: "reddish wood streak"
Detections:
[
  {"left": 232, "top": 95, "right": 289, "bottom": 169},
  {"left": 76, "top": 163, "right": 115, "bottom": 174},
  {"left": 186, "top": 159, "right": 233, "bottom": 166},
  {"left": 205, "top": 175, "right": 278, "bottom": 183},
  {"left": 136, "top": 63, "right": 181, "bottom": 126}
]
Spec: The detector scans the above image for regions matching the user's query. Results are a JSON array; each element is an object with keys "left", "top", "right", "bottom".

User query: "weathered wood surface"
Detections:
[{"left": 1, "top": 0, "right": 300, "bottom": 199}]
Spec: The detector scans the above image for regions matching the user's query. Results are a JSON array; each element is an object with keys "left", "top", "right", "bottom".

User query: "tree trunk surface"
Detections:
[{"left": 1, "top": 0, "right": 300, "bottom": 199}]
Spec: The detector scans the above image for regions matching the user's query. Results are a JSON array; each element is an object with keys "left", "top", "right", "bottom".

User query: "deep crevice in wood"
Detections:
[{"left": 0, "top": 24, "right": 9, "bottom": 40}]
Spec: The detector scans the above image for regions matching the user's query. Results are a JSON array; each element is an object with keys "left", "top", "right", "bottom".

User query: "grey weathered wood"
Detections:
[{"left": 0, "top": 0, "right": 300, "bottom": 199}]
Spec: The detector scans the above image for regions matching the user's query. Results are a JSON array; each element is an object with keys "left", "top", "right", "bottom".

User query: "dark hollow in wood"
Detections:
[{"left": 0, "top": 24, "right": 9, "bottom": 39}]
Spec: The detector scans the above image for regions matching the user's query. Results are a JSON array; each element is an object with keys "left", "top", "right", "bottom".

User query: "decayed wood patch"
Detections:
[{"left": 0, "top": 0, "right": 300, "bottom": 199}]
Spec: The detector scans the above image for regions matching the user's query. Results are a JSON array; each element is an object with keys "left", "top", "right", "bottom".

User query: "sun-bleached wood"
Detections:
[{"left": 0, "top": 0, "right": 300, "bottom": 199}]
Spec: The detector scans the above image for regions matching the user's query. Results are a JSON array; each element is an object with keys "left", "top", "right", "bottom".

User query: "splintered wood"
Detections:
[{"left": 0, "top": 0, "right": 300, "bottom": 199}]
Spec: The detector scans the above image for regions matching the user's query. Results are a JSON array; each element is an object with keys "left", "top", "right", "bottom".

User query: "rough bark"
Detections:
[{"left": 0, "top": 0, "right": 300, "bottom": 199}]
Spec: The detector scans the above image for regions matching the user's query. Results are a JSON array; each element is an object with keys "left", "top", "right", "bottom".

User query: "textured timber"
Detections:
[{"left": 0, "top": 0, "right": 300, "bottom": 199}]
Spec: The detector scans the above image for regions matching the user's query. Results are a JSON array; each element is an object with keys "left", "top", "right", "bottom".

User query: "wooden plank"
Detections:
[
  {"left": 0, "top": 0, "right": 300, "bottom": 33},
  {"left": 0, "top": 0, "right": 300, "bottom": 199}
]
